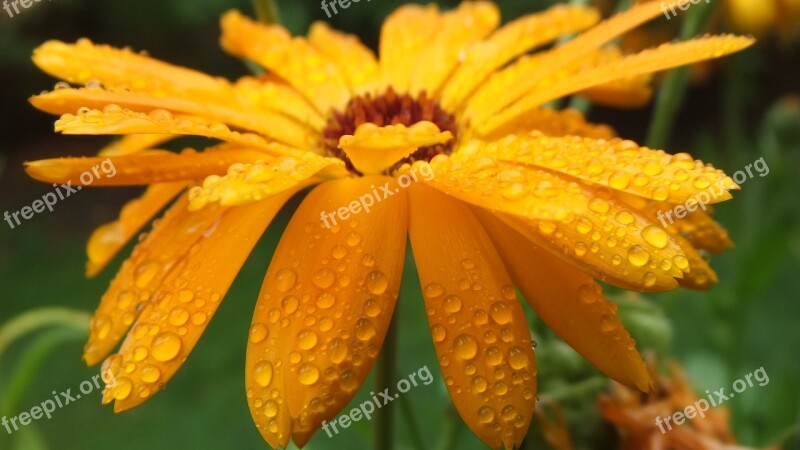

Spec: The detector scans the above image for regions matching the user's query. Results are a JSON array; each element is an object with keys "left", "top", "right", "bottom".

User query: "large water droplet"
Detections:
[
  {"left": 250, "top": 323, "right": 268, "bottom": 344},
  {"left": 365, "top": 271, "right": 388, "bottom": 295},
  {"left": 298, "top": 363, "right": 320, "bottom": 385},
  {"left": 141, "top": 365, "right": 161, "bottom": 383},
  {"left": 478, "top": 406, "right": 495, "bottom": 423},
  {"left": 489, "top": 302, "right": 512, "bottom": 325},
  {"left": 312, "top": 268, "right": 336, "bottom": 289},
  {"left": 297, "top": 330, "right": 318, "bottom": 350},
  {"left": 253, "top": 361, "right": 274, "bottom": 387},
  {"left": 355, "top": 318, "right": 376, "bottom": 341},
  {"left": 443, "top": 295, "right": 462, "bottom": 313},
  {"left": 151, "top": 332, "right": 181, "bottom": 362},
  {"left": 627, "top": 245, "right": 650, "bottom": 267},
  {"left": 431, "top": 325, "right": 446, "bottom": 343},
  {"left": 316, "top": 292, "right": 335, "bottom": 309},
  {"left": 641, "top": 225, "right": 669, "bottom": 249},
  {"left": 507, "top": 346, "right": 528, "bottom": 370},
  {"left": 275, "top": 268, "right": 297, "bottom": 293},
  {"left": 423, "top": 283, "right": 445, "bottom": 299},
  {"left": 453, "top": 334, "right": 478, "bottom": 360}
]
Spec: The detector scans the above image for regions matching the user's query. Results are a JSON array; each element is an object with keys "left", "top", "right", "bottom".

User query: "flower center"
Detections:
[{"left": 322, "top": 88, "right": 458, "bottom": 175}]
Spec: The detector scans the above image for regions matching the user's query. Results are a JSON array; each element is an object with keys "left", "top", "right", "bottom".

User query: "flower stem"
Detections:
[
  {"left": 375, "top": 315, "right": 397, "bottom": 450},
  {"left": 0, "top": 307, "right": 90, "bottom": 361},
  {"left": 253, "top": 0, "right": 282, "bottom": 25},
  {"left": 646, "top": 0, "right": 718, "bottom": 149}
]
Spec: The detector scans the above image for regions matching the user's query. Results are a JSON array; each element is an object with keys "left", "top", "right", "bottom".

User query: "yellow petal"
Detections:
[
  {"left": 440, "top": 4, "right": 600, "bottom": 111},
  {"left": 234, "top": 76, "right": 325, "bottom": 131},
  {"left": 578, "top": 76, "right": 653, "bottom": 108},
  {"left": 102, "top": 191, "right": 296, "bottom": 412},
  {"left": 83, "top": 194, "right": 226, "bottom": 365},
  {"left": 475, "top": 209, "right": 652, "bottom": 392},
  {"left": 54, "top": 107, "right": 307, "bottom": 157},
  {"left": 308, "top": 22, "right": 381, "bottom": 95},
  {"left": 220, "top": 10, "right": 350, "bottom": 112},
  {"left": 480, "top": 108, "right": 616, "bottom": 141},
  {"left": 379, "top": 4, "right": 441, "bottom": 93},
  {"left": 408, "top": 184, "right": 536, "bottom": 450},
  {"left": 246, "top": 176, "right": 408, "bottom": 448},
  {"left": 86, "top": 182, "right": 187, "bottom": 277},
  {"left": 25, "top": 148, "right": 268, "bottom": 186},
  {"left": 33, "top": 39, "right": 230, "bottom": 93},
  {"left": 187, "top": 154, "right": 344, "bottom": 210},
  {"left": 616, "top": 191, "right": 732, "bottom": 254},
  {"left": 464, "top": 0, "right": 715, "bottom": 124},
  {"left": 479, "top": 35, "right": 755, "bottom": 136},
  {"left": 408, "top": 1, "right": 500, "bottom": 96},
  {"left": 30, "top": 88, "right": 314, "bottom": 148},
  {"left": 454, "top": 133, "right": 738, "bottom": 205},
  {"left": 339, "top": 122, "right": 453, "bottom": 175},
  {"left": 98, "top": 134, "right": 176, "bottom": 157}
]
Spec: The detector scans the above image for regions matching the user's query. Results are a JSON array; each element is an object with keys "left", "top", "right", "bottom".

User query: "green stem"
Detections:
[
  {"left": 374, "top": 316, "right": 397, "bottom": 450},
  {"left": 0, "top": 308, "right": 90, "bottom": 361},
  {"left": 253, "top": 0, "right": 282, "bottom": 25},
  {"left": 397, "top": 393, "right": 425, "bottom": 450},
  {"left": 646, "top": 0, "right": 718, "bottom": 149}
]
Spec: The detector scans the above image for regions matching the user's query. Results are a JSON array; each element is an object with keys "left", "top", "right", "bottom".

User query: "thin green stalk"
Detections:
[
  {"left": 253, "top": 0, "right": 282, "bottom": 25},
  {"left": 374, "top": 316, "right": 397, "bottom": 450},
  {"left": 538, "top": 376, "right": 608, "bottom": 405},
  {"left": 646, "top": 0, "right": 718, "bottom": 149},
  {"left": 0, "top": 308, "right": 90, "bottom": 361}
]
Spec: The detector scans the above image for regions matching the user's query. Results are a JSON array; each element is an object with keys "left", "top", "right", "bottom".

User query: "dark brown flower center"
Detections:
[{"left": 322, "top": 87, "right": 458, "bottom": 175}]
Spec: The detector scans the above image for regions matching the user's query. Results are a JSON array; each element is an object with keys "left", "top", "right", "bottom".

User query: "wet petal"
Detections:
[
  {"left": 25, "top": 148, "right": 268, "bottom": 186},
  {"left": 98, "top": 134, "right": 176, "bottom": 157},
  {"left": 84, "top": 194, "right": 225, "bottom": 365},
  {"left": 308, "top": 22, "right": 380, "bottom": 95},
  {"left": 408, "top": 1, "right": 500, "bottom": 96},
  {"left": 246, "top": 176, "right": 408, "bottom": 448},
  {"left": 187, "top": 154, "right": 345, "bottom": 210},
  {"left": 464, "top": 0, "right": 715, "bottom": 124},
  {"left": 481, "top": 108, "right": 616, "bottom": 141},
  {"left": 54, "top": 107, "right": 305, "bottom": 157},
  {"left": 220, "top": 10, "right": 350, "bottom": 112},
  {"left": 440, "top": 4, "right": 600, "bottom": 111},
  {"left": 408, "top": 184, "right": 536, "bottom": 450},
  {"left": 480, "top": 35, "right": 755, "bottom": 136},
  {"left": 102, "top": 191, "right": 296, "bottom": 412},
  {"left": 379, "top": 4, "right": 441, "bottom": 93},
  {"left": 87, "top": 182, "right": 187, "bottom": 277},
  {"left": 33, "top": 39, "right": 230, "bottom": 94},
  {"left": 30, "top": 87, "right": 314, "bottom": 148},
  {"left": 339, "top": 122, "right": 453, "bottom": 175},
  {"left": 454, "top": 133, "right": 738, "bottom": 205},
  {"left": 475, "top": 209, "right": 652, "bottom": 392},
  {"left": 234, "top": 76, "right": 325, "bottom": 131}
]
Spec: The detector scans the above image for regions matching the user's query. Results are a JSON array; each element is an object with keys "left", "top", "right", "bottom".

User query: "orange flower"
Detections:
[
  {"left": 599, "top": 360, "right": 781, "bottom": 450},
  {"left": 25, "top": 1, "right": 752, "bottom": 448}
]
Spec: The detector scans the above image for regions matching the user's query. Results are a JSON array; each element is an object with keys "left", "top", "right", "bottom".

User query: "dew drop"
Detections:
[
  {"left": 431, "top": 325, "right": 446, "bottom": 343},
  {"left": 641, "top": 225, "right": 669, "bottom": 249},
  {"left": 297, "top": 330, "right": 318, "bottom": 350},
  {"left": 264, "top": 400, "right": 279, "bottom": 418},
  {"left": 355, "top": 318, "right": 376, "bottom": 341},
  {"left": 423, "top": 283, "right": 445, "bottom": 299},
  {"left": 365, "top": 271, "right": 388, "bottom": 295},
  {"left": 281, "top": 295, "right": 299, "bottom": 314},
  {"left": 478, "top": 406, "right": 495, "bottom": 424},
  {"left": 453, "top": 334, "right": 478, "bottom": 360},
  {"left": 151, "top": 332, "right": 181, "bottom": 362},
  {"left": 443, "top": 295, "right": 462, "bottom": 313},
  {"left": 298, "top": 363, "right": 320, "bottom": 385},
  {"left": 316, "top": 292, "right": 336, "bottom": 309},
  {"left": 312, "top": 268, "right": 336, "bottom": 289},
  {"left": 329, "top": 338, "right": 347, "bottom": 363},
  {"left": 508, "top": 346, "right": 528, "bottom": 370},
  {"left": 249, "top": 323, "right": 269, "bottom": 344},
  {"left": 489, "top": 302, "right": 512, "bottom": 325},
  {"left": 275, "top": 268, "right": 297, "bottom": 293},
  {"left": 140, "top": 365, "right": 161, "bottom": 384},
  {"left": 253, "top": 361, "right": 274, "bottom": 387},
  {"left": 627, "top": 245, "right": 650, "bottom": 267}
]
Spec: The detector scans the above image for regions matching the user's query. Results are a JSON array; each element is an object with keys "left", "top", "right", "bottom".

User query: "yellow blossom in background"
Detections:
[
  {"left": 23, "top": 1, "right": 753, "bottom": 448},
  {"left": 726, "top": 0, "right": 800, "bottom": 39}
]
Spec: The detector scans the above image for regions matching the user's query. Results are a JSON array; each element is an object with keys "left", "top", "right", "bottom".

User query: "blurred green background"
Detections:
[{"left": 1, "top": 0, "right": 799, "bottom": 449}]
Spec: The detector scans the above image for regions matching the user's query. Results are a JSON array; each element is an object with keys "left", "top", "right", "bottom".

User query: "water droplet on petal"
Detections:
[
  {"left": 365, "top": 270, "right": 388, "bottom": 295},
  {"left": 250, "top": 323, "right": 268, "bottom": 344},
  {"left": 627, "top": 245, "right": 650, "bottom": 267},
  {"left": 152, "top": 332, "right": 181, "bottom": 362},
  {"left": 297, "top": 330, "right": 318, "bottom": 350},
  {"left": 298, "top": 363, "right": 320, "bottom": 385},
  {"left": 453, "top": 334, "right": 478, "bottom": 360},
  {"left": 275, "top": 268, "right": 297, "bottom": 293},
  {"left": 253, "top": 361, "right": 274, "bottom": 387},
  {"left": 642, "top": 225, "right": 669, "bottom": 249}
]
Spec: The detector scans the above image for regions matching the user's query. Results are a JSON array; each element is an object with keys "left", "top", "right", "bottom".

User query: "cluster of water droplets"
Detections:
[
  {"left": 422, "top": 257, "right": 536, "bottom": 444},
  {"left": 246, "top": 217, "right": 398, "bottom": 442}
]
